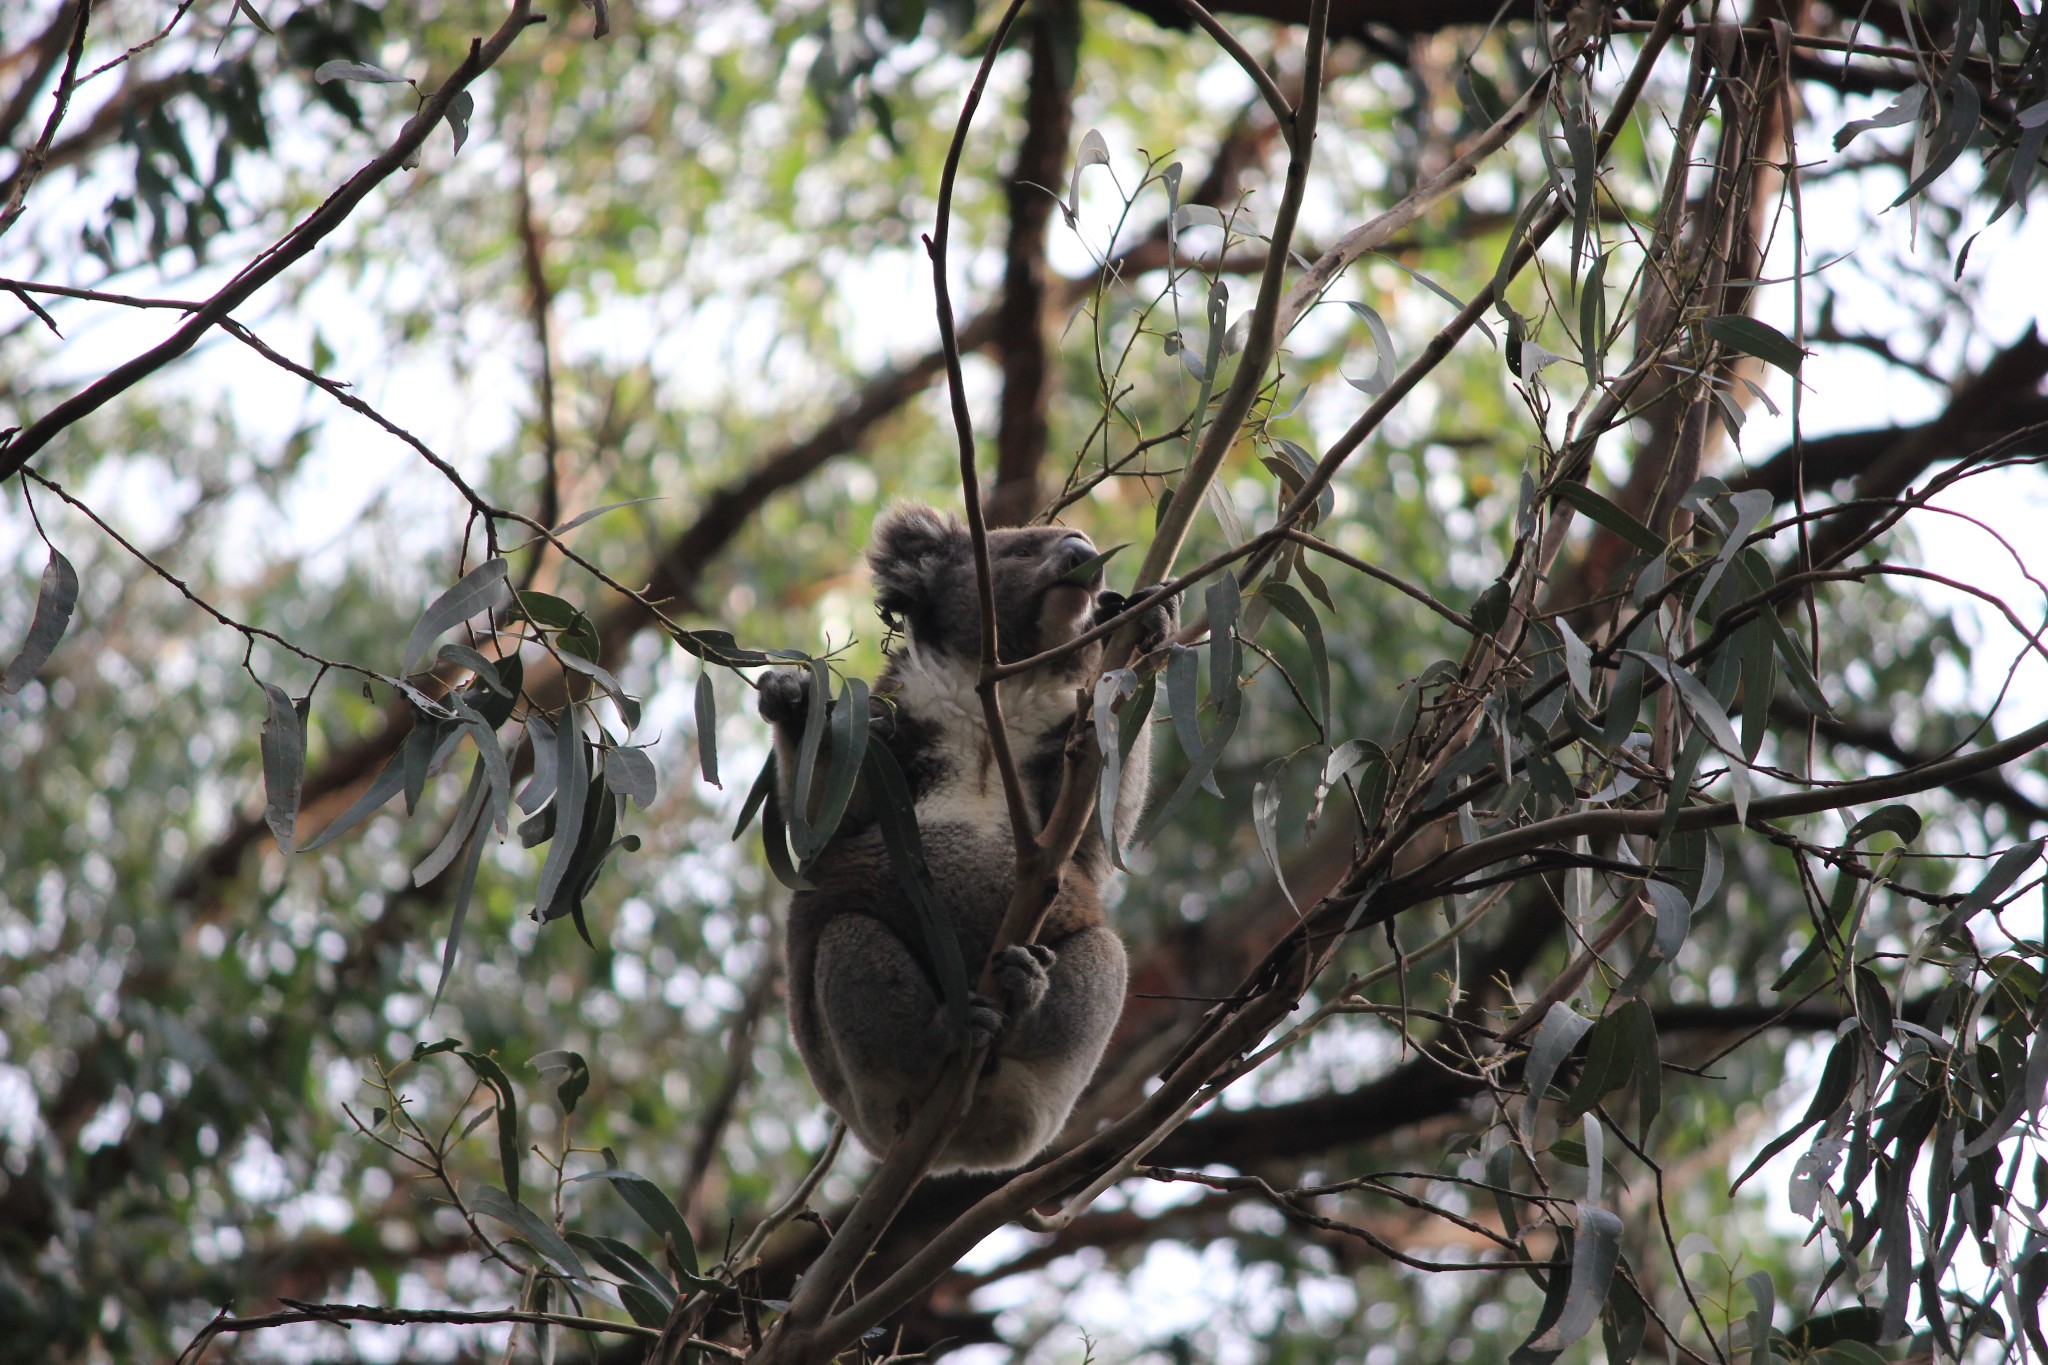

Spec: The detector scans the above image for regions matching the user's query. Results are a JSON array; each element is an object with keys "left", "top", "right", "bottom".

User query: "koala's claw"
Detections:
[
  {"left": 991, "top": 943, "right": 1056, "bottom": 1022},
  {"left": 964, "top": 993, "right": 1008, "bottom": 1044},
  {"left": 757, "top": 669, "right": 810, "bottom": 724}
]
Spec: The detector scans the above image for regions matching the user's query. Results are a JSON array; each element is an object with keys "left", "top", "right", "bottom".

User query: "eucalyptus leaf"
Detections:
[
  {"left": 1, "top": 548, "right": 78, "bottom": 694},
  {"left": 402, "top": 558, "right": 510, "bottom": 675}
]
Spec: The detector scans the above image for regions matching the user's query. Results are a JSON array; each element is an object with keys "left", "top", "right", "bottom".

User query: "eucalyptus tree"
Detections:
[{"left": 4, "top": 0, "right": 2048, "bottom": 1362}]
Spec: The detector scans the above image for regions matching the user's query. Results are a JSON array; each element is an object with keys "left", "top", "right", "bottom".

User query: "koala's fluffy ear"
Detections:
[{"left": 868, "top": 504, "right": 963, "bottom": 626}]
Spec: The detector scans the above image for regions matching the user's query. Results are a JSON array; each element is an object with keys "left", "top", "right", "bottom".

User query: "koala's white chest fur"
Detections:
[{"left": 886, "top": 641, "right": 1078, "bottom": 831}]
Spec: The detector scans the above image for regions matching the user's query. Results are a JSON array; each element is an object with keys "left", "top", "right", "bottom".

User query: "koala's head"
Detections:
[{"left": 868, "top": 504, "right": 1109, "bottom": 673}]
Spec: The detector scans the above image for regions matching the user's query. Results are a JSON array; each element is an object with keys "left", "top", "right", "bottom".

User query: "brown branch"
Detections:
[
  {"left": 176, "top": 1301, "right": 664, "bottom": 1365},
  {"left": 0, "top": 0, "right": 83, "bottom": 154},
  {"left": 515, "top": 145, "right": 563, "bottom": 540},
  {"left": 985, "top": 0, "right": 1079, "bottom": 529},
  {"left": 0, "top": 0, "right": 88, "bottom": 239}
]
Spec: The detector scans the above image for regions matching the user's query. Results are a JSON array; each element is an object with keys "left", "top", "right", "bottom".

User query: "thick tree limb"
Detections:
[{"left": 985, "top": 0, "right": 1078, "bottom": 528}]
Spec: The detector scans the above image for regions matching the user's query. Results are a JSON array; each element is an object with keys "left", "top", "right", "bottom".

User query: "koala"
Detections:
[{"left": 756, "top": 505, "right": 1173, "bottom": 1174}]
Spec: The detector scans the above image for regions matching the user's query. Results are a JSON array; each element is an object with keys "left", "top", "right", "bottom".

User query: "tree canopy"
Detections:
[{"left": 4, "top": 0, "right": 2048, "bottom": 1361}]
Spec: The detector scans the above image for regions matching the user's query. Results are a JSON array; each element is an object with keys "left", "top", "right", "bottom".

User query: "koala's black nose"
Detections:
[{"left": 1052, "top": 535, "right": 1099, "bottom": 581}]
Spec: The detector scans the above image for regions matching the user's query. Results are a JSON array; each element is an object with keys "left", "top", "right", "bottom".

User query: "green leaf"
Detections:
[
  {"left": 1527, "top": 1203, "right": 1624, "bottom": 1352},
  {"left": 732, "top": 752, "right": 776, "bottom": 840},
  {"left": 456, "top": 1051, "right": 522, "bottom": 1204},
  {"left": 1626, "top": 999, "right": 1660, "bottom": 1139},
  {"left": 1843, "top": 804, "right": 1922, "bottom": 848},
  {"left": 570, "top": 1168, "right": 698, "bottom": 1272},
  {"left": 412, "top": 757, "right": 489, "bottom": 887},
  {"left": 1703, "top": 315, "right": 1807, "bottom": 375},
  {"left": 313, "top": 59, "right": 408, "bottom": 83},
  {"left": 565, "top": 1232, "right": 677, "bottom": 1306},
  {"left": 786, "top": 658, "right": 832, "bottom": 861},
  {"left": 530, "top": 1049, "right": 590, "bottom": 1115},
  {"left": 257, "top": 681, "right": 306, "bottom": 854},
  {"left": 447, "top": 89, "right": 474, "bottom": 154},
  {"left": 1259, "top": 581, "right": 1329, "bottom": 734},
  {"left": 1578, "top": 249, "right": 1610, "bottom": 387},
  {"left": 1731, "top": 1030, "right": 1860, "bottom": 1191},
  {"left": 861, "top": 740, "right": 969, "bottom": 1034},
  {"left": 799, "top": 677, "right": 870, "bottom": 874},
  {"left": 429, "top": 819, "right": 488, "bottom": 1013},
  {"left": 603, "top": 746, "right": 659, "bottom": 809},
  {"left": 1561, "top": 1007, "right": 1636, "bottom": 1122},
  {"left": 1745, "top": 1272, "right": 1778, "bottom": 1365},
  {"left": 515, "top": 590, "right": 602, "bottom": 661},
  {"left": 1523, "top": 1002, "right": 1593, "bottom": 1127},
  {"left": 1138, "top": 575, "right": 1244, "bottom": 844},
  {"left": 1553, "top": 482, "right": 1665, "bottom": 554},
  {"left": 2, "top": 548, "right": 78, "bottom": 695},
  {"left": 1890, "top": 71, "right": 1981, "bottom": 207},
  {"left": 1941, "top": 838, "right": 2044, "bottom": 934},
  {"left": 402, "top": 558, "right": 510, "bottom": 674},
  {"left": 1056, "top": 542, "right": 1128, "bottom": 585},
  {"left": 533, "top": 718, "right": 588, "bottom": 920},
  {"left": 1252, "top": 758, "right": 1296, "bottom": 912},
  {"left": 695, "top": 670, "right": 720, "bottom": 788},
  {"left": 1093, "top": 668, "right": 1139, "bottom": 869},
  {"left": 558, "top": 652, "right": 640, "bottom": 732},
  {"left": 470, "top": 1184, "right": 589, "bottom": 1283}
]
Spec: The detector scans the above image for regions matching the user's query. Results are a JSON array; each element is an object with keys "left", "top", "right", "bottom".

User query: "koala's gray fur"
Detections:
[{"left": 757, "top": 505, "right": 1172, "bottom": 1174}]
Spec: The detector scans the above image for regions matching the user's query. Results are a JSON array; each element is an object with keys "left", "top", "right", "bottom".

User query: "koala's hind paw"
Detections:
[
  {"left": 756, "top": 669, "right": 810, "bottom": 724},
  {"left": 991, "top": 943, "right": 1056, "bottom": 1022}
]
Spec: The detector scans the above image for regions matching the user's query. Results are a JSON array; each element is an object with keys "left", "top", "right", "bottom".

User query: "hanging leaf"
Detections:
[
  {"left": 861, "top": 741, "right": 969, "bottom": 1034},
  {"left": 455, "top": 1050, "right": 524, "bottom": 1204},
  {"left": 533, "top": 717, "right": 588, "bottom": 919},
  {"left": 558, "top": 652, "right": 640, "bottom": 732},
  {"left": 529, "top": 1049, "right": 590, "bottom": 1115},
  {"left": 1341, "top": 300, "right": 1397, "bottom": 396},
  {"left": 603, "top": 746, "right": 659, "bottom": 809},
  {"left": 1, "top": 548, "right": 78, "bottom": 694},
  {"left": 1062, "top": 126, "right": 1110, "bottom": 226},
  {"left": 257, "top": 681, "right": 306, "bottom": 853},
  {"left": 799, "top": 677, "right": 870, "bottom": 873},
  {"left": 1834, "top": 85, "right": 1926, "bottom": 150},
  {"left": 1252, "top": 758, "right": 1297, "bottom": 913},
  {"left": 695, "top": 670, "right": 720, "bottom": 787},
  {"left": 428, "top": 801, "right": 490, "bottom": 1013},
  {"left": 1525, "top": 1203, "right": 1625, "bottom": 1353},
  {"left": 1523, "top": 1002, "right": 1594, "bottom": 1127},
  {"left": 1259, "top": 581, "right": 1330, "bottom": 734},
  {"left": 402, "top": 559, "right": 510, "bottom": 674},
  {"left": 1094, "top": 668, "right": 1138, "bottom": 868}
]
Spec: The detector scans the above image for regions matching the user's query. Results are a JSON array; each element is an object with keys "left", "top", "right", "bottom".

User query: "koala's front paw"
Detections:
[
  {"left": 964, "top": 993, "right": 1008, "bottom": 1045},
  {"left": 756, "top": 669, "right": 810, "bottom": 725},
  {"left": 1114, "top": 589, "right": 1178, "bottom": 655},
  {"left": 991, "top": 943, "right": 1056, "bottom": 1022}
]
